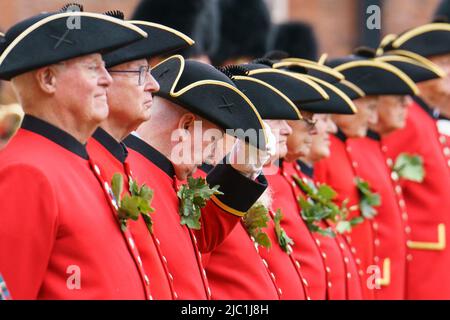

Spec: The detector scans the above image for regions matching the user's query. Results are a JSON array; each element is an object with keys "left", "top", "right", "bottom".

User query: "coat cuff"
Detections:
[{"left": 206, "top": 163, "right": 267, "bottom": 217}]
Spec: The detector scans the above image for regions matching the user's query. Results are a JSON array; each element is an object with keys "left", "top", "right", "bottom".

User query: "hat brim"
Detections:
[
  {"left": 299, "top": 76, "right": 358, "bottom": 114},
  {"left": 246, "top": 68, "right": 329, "bottom": 103},
  {"left": 334, "top": 60, "right": 419, "bottom": 96},
  {"left": 104, "top": 21, "right": 194, "bottom": 68},
  {"left": 152, "top": 55, "right": 268, "bottom": 150},
  {"left": 0, "top": 12, "right": 147, "bottom": 80},
  {"left": 391, "top": 23, "right": 450, "bottom": 57},
  {"left": 232, "top": 76, "right": 302, "bottom": 120},
  {"left": 376, "top": 53, "right": 446, "bottom": 83},
  {"left": 273, "top": 58, "right": 345, "bottom": 83}
]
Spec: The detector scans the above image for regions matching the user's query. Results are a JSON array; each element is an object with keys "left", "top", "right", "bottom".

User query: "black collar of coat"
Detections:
[
  {"left": 123, "top": 134, "right": 175, "bottom": 178},
  {"left": 296, "top": 160, "right": 314, "bottom": 178},
  {"left": 92, "top": 127, "right": 128, "bottom": 163},
  {"left": 21, "top": 114, "right": 88, "bottom": 160}
]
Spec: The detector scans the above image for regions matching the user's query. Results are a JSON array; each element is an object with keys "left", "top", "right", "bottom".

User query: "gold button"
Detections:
[
  {"left": 444, "top": 147, "right": 450, "bottom": 156},
  {"left": 440, "top": 136, "right": 447, "bottom": 144}
]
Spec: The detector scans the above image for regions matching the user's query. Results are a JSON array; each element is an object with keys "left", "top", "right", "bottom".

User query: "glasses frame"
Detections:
[{"left": 108, "top": 65, "right": 151, "bottom": 86}]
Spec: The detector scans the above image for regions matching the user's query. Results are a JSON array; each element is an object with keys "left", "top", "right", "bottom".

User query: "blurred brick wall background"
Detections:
[{"left": 0, "top": 0, "right": 443, "bottom": 104}]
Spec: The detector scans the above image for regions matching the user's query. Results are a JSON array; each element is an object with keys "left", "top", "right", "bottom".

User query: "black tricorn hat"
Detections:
[
  {"left": 378, "top": 23, "right": 450, "bottom": 58},
  {"left": 212, "top": 0, "right": 271, "bottom": 65},
  {"left": 327, "top": 54, "right": 419, "bottom": 96},
  {"left": 218, "top": 65, "right": 302, "bottom": 120},
  {"left": 298, "top": 76, "right": 358, "bottom": 115},
  {"left": 131, "top": 0, "right": 217, "bottom": 58},
  {"left": 375, "top": 54, "right": 445, "bottom": 83},
  {"left": 102, "top": 11, "right": 194, "bottom": 68},
  {"left": 267, "top": 21, "right": 318, "bottom": 61},
  {"left": 151, "top": 55, "right": 267, "bottom": 149},
  {"left": 0, "top": 8, "right": 147, "bottom": 80},
  {"left": 273, "top": 57, "right": 345, "bottom": 83},
  {"left": 241, "top": 62, "right": 329, "bottom": 105}
]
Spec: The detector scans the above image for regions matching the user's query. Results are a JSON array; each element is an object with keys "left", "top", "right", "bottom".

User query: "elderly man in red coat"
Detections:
[
  {"left": 0, "top": 6, "right": 153, "bottom": 299},
  {"left": 376, "top": 21, "right": 450, "bottom": 299},
  {"left": 314, "top": 53, "right": 419, "bottom": 299}
]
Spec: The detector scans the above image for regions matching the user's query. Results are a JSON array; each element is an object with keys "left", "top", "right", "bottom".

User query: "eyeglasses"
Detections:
[{"left": 108, "top": 65, "right": 151, "bottom": 86}]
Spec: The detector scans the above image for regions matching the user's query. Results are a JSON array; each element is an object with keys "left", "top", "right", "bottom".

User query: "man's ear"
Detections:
[
  {"left": 177, "top": 112, "right": 196, "bottom": 131},
  {"left": 35, "top": 66, "right": 58, "bottom": 94}
]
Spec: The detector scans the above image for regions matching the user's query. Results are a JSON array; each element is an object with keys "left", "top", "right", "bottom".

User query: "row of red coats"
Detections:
[{"left": 0, "top": 96, "right": 449, "bottom": 300}]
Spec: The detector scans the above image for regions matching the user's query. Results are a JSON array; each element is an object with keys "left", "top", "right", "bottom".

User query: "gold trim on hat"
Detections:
[
  {"left": 247, "top": 68, "right": 330, "bottom": 101},
  {"left": 407, "top": 223, "right": 446, "bottom": 251},
  {"left": 153, "top": 55, "right": 269, "bottom": 147},
  {"left": 273, "top": 60, "right": 345, "bottom": 81},
  {"left": 339, "top": 79, "right": 366, "bottom": 98},
  {"left": 376, "top": 33, "right": 398, "bottom": 56},
  {"left": 0, "top": 12, "right": 148, "bottom": 66},
  {"left": 392, "top": 23, "right": 450, "bottom": 49},
  {"left": 318, "top": 53, "right": 328, "bottom": 65},
  {"left": 129, "top": 20, "right": 195, "bottom": 46},
  {"left": 0, "top": 32, "right": 4, "bottom": 37},
  {"left": 378, "top": 50, "right": 447, "bottom": 78},
  {"left": 334, "top": 60, "right": 420, "bottom": 96},
  {"left": 232, "top": 75, "right": 303, "bottom": 120},
  {"left": 302, "top": 75, "right": 358, "bottom": 114}
]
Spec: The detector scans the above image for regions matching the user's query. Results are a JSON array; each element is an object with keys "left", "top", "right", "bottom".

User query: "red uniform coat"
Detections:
[
  {"left": 87, "top": 128, "right": 174, "bottom": 299},
  {"left": 314, "top": 132, "right": 375, "bottom": 299},
  {"left": 0, "top": 116, "right": 150, "bottom": 299},
  {"left": 278, "top": 161, "right": 363, "bottom": 300},
  {"left": 382, "top": 99, "right": 450, "bottom": 299},
  {"left": 123, "top": 135, "right": 267, "bottom": 299},
  {"left": 198, "top": 164, "right": 308, "bottom": 300},
  {"left": 347, "top": 132, "right": 408, "bottom": 299}
]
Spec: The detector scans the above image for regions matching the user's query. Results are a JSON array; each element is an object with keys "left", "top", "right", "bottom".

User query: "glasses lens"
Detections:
[{"left": 139, "top": 66, "right": 151, "bottom": 86}]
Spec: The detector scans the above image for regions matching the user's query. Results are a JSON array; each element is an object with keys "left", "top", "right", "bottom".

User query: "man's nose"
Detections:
[{"left": 145, "top": 73, "right": 160, "bottom": 93}]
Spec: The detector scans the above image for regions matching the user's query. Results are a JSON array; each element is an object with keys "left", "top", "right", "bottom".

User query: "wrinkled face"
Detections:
[
  {"left": 107, "top": 58, "right": 160, "bottom": 129},
  {"left": 374, "top": 95, "right": 411, "bottom": 134},
  {"left": 419, "top": 53, "right": 450, "bottom": 112},
  {"left": 265, "top": 119, "right": 293, "bottom": 160},
  {"left": 286, "top": 111, "right": 316, "bottom": 159},
  {"left": 309, "top": 114, "right": 337, "bottom": 162},
  {"left": 174, "top": 117, "right": 224, "bottom": 180},
  {"left": 53, "top": 53, "right": 112, "bottom": 124},
  {"left": 332, "top": 96, "right": 379, "bottom": 138}
]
